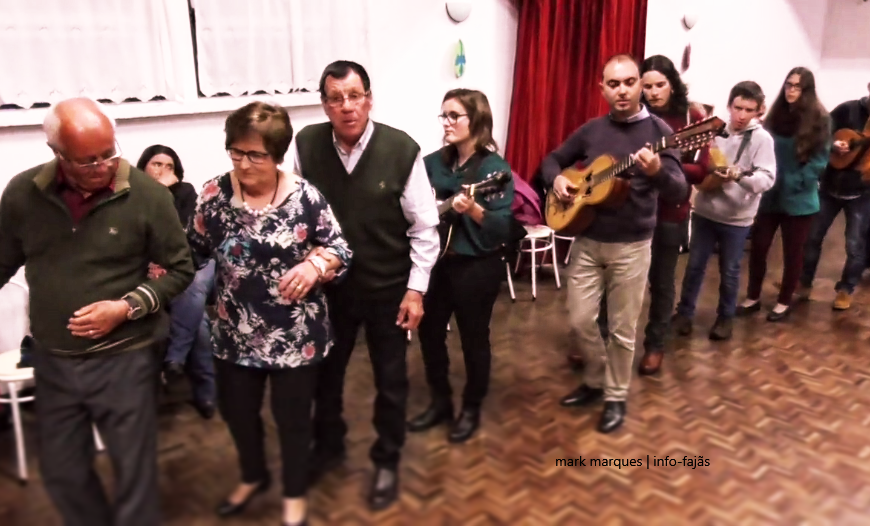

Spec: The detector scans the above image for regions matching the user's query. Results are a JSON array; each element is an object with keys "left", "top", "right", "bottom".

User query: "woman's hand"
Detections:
[{"left": 278, "top": 262, "right": 320, "bottom": 302}]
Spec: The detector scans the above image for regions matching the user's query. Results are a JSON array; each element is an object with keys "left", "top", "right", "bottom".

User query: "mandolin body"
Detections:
[{"left": 830, "top": 128, "right": 870, "bottom": 173}]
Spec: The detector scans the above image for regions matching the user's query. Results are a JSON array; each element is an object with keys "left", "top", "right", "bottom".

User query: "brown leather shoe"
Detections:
[{"left": 638, "top": 348, "right": 663, "bottom": 375}]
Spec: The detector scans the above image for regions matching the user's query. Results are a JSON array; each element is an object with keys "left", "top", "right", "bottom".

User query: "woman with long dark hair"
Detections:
[
  {"left": 406, "top": 89, "right": 514, "bottom": 443},
  {"left": 737, "top": 67, "right": 831, "bottom": 321},
  {"left": 635, "top": 55, "right": 709, "bottom": 372}
]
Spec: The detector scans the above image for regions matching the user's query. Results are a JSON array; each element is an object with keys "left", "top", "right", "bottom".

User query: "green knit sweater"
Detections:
[{"left": 0, "top": 159, "right": 194, "bottom": 355}]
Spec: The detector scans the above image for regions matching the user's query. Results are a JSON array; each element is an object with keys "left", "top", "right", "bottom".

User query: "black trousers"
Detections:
[
  {"left": 418, "top": 253, "right": 503, "bottom": 409},
  {"left": 313, "top": 284, "right": 408, "bottom": 469},
  {"left": 214, "top": 358, "right": 317, "bottom": 498},
  {"left": 643, "top": 219, "right": 686, "bottom": 350},
  {"left": 32, "top": 343, "right": 160, "bottom": 526}
]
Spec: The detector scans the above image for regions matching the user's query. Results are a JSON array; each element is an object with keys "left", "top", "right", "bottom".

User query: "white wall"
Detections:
[
  {"left": 645, "top": 0, "right": 833, "bottom": 113},
  {"left": 0, "top": 0, "right": 518, "bottom": 193},
  {"left": 817, "top": 0, "right": 870, "bottom": 109}
]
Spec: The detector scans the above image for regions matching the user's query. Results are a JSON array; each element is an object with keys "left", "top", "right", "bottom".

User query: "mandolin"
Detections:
[
  {"left": 436, "top": 171, "right": 511, "bottom": 258},
  {"left": 829, "top": 128, "right": 870, "bottom": 180},
  {"left": 545, "top": 116, "right": 726, "bottom": 235},
  {"left": 696, "top": 147, "right": 754, "bottom": 192}
]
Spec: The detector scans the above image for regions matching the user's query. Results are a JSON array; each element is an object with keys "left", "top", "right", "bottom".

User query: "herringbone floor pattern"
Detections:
[{"left": 2, "top": 222, "right": 870, "bottom": 525}]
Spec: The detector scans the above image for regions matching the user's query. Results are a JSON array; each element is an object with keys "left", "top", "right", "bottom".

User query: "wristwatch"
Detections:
[{"left": 122, "top": 296, "right": 144, "bottom": 320}]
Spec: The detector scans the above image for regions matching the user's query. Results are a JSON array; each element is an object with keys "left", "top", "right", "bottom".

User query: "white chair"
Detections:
[
  {"left": 553, "top": 234, "right": 575, "bottom": 265},
  {"left": 507, "top": 224, "right": 561, "bottom": 301},
  {"left": 0, "top": 280, "right": 104, "bottom": 484}
]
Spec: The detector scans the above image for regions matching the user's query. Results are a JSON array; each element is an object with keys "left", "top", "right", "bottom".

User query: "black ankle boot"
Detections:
[
  {"left": 448, "top": 407, "right": 480, "bottom": 443},
  {"left": 407, "top": 400, "right": 453, "bottom": 432}
]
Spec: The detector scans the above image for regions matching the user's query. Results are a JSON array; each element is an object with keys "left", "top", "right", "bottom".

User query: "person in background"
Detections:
[
  {"left": 137, "top": 144, "right": 216, "bottom": 418},
  {"left": 294, "top": 60, "right": 440, "bottom": 510},
  {"left": 737, "top": 67, "right": 831, "bottom": 322},
  {"left": 544, "top": 54, "right": 686, "bottom": 434},
  {"left": 188, "top": 102, "right": 351, "bottom": 526},
  {"left": 799, "top": 84, "right": 870, "bottom": 310},
  {"left": 0, "top": 97, "right": 194, "bottom": 526},
  {"left": 672, "top": 81, "right": 776, "bottom": 340},
  {"left": 406, "top": 88, "right": 514, "bottom": 443},
  {"left": 633, "top": 54, "right": 709, "bottom": 374}
]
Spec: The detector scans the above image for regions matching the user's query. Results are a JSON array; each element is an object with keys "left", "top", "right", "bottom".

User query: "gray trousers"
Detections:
[{"left": 33, "top": 342, "right": 160, "bottom": 526}]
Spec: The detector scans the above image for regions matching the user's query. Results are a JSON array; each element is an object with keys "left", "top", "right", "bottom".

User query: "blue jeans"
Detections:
[
  {"left": 676, "top": 214, "right": 751, "bottom": 319},
  {"left": 801, "top": 192, "right": 870, "bottom": 294},
  {"left": 165, "top": 260, "right": 216, "bottom": 404}
]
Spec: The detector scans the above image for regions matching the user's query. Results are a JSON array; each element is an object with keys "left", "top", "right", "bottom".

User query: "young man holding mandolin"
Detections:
[
  {"left": 544, "top": 54, "right": 687, "bottom": 434},
  {"left": 799, "top": 83, "right": 870, "bottom": 310}
]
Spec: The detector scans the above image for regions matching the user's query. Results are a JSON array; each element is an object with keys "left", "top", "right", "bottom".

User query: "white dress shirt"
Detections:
[{"left": 292, "top": 119, "right": 440, "bottom": 293}]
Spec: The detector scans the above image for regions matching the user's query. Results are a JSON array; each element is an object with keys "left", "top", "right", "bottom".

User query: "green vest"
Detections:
[{"left": 295, "top": 121, "right": 419, "bottom": 295}]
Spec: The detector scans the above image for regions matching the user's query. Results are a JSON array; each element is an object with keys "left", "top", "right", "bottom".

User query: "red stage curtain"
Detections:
[{"left": 504, "top": 0, "right": 649, "bottom": 181}]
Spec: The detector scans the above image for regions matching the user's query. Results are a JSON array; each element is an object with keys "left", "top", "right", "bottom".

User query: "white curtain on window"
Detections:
[
  {"left": 0, "top": 0, "right": 197, "bottom": 108},
  {"left": 194, "top": 0, "right": 372, "bottom": 97}
]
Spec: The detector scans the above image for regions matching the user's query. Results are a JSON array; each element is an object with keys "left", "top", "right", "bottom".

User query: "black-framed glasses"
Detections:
[
  {"left": 227, "top": 147, "right": 271, "bottom": 165},
  {"left": 438, "top": 112, "right": 468, "bottom": 125},
  {"left": 323, "top": 91, "right": 370, "bottom": 108},
  {"left": 56, "top": 141, "right": 122, "bottom": 172},
  {"left": 785, "top": 82, "right": 802, "bottom": 92}
]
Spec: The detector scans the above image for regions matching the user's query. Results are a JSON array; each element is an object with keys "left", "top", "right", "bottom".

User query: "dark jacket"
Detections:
[
  {"left": 820, "top": 97, "right": 870, "bottom": 197},
  {"left": 0, "top": 159, "right": 195, "bottom": 355}
]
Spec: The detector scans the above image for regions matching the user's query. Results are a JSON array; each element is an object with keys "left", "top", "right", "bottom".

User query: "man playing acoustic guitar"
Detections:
[{"left": 543, "top": 54, "right": 686, "bottom": 433}]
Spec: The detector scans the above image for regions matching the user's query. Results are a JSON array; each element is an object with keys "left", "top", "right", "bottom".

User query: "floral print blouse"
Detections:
[{"left": 187, "top": 173, "right": 352, "bottom": 369}]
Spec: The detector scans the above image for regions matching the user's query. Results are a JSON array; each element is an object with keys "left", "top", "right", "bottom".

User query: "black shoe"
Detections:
[
  {"left": 216, "top": 475, "right": 271, "bottom": 517},
  {"left": 766, "top": 306, "right": 791, "bottom": 322},
  {"left": 407, "top": 401, "right": 454, "bottom": 432},
  {"left": 708, "top": 316, "right": 733, "bottom": 341},
  {"left": 671, "top": 313, "right": 693, "bottom": 336},
  {"left": 307, "top": 448, "right": 346, "bottom": 486},
  {"left": 597, "top": 401, "right": 625, "bottom": 434},
  {"left": 192, "top": 400, "right": 216, "bottom": 420},
  {"left": 735, "top": 301, "right": 761, "bottom": 316},
  {"left": 367, "top": 467, "right": 398, "bottom": 511},
  {"left": 559, "top": 385, "right": 604, "bottom": 407},
  {"left": 448, "top": 408, "right": 480, "bottom": 443},
  {"left": 161, "top": 361, "right": 185, "bottom": 386}
]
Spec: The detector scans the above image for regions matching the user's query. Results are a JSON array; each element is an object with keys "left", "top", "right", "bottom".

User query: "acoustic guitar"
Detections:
[
  {"left": 436, "top": 171, "right": 511, "bottom": 258},
  {"left": 829, "top": 128, "right": 870, "bottom": 180},
  {"left": 545, "top": 116, "right": 726, "bottom": 235}
]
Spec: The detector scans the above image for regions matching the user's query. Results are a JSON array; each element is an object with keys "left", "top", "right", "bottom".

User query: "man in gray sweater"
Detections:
[
  {"left": 673, "top": 81, "right": 776, "bottom": 340},
  {"left": 543, "top": 54, "right": 686, "bottom": 433}
]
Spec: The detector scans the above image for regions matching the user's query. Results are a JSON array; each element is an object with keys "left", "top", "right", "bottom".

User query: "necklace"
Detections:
[{"left": 239, "top": 171, "right": 280, "bottom": 217}]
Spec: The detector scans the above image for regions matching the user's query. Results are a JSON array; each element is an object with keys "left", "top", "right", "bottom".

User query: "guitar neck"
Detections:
[{"left": 603, "top": 135, "right": 669, "bottom": 181}]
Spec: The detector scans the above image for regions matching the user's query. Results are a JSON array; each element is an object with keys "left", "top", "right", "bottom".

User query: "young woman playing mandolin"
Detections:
[
  {"left": 407, "top": 89, "right": 515, "bottom": 443},
  {"left": 737, "top": 67, "right": 831, "bottom": 322},
  {"left": 631, "top": 55, "right": 710, "bottom": 374}
]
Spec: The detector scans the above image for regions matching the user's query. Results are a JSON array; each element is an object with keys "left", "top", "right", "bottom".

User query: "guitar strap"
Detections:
[{"left": 733, "top": 129, "right": 754, "bottom": 165}]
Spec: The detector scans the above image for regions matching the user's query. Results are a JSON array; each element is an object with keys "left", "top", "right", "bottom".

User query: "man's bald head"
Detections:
[{"left": 44, "top": 97, "right": 116, "bottom": 155}]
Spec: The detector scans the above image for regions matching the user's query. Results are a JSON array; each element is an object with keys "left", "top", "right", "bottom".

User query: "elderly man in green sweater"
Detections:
[{"left": 0, "top": 97, "right": 194, "bottom": 526}]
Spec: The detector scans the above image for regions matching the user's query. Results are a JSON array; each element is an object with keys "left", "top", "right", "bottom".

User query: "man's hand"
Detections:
[
  {"left": 396, "top": 290, "right": 424, "bottom": 330},
  {"left": 68, "top": 300, "right": 128, "bottom": 339},
  {"left": 634, "top": 147, "right": 662, "bottom": 176},
  {"left": 833, "top": 140, "right": 850, "bottom": 155},
  {"left": 553, "top": 174, "right": 579, "bottom": 204}
]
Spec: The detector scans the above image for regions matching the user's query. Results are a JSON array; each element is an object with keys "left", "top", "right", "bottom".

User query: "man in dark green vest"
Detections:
[{"left": 293, "top": 61, "right": 440, "bottom": 510}]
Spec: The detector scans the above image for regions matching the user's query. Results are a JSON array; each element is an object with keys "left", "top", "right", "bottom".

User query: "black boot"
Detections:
[
  {"left": 407, "top": 400, "right": 453, "bottom": 432},
  {"left": 559, "top": 384, "right": 604, "bottom": 407},
  {"left": 448, "top": 407, "right": 480, "bottom": 443},
  {"left": 597, "top": 401, "right": 626, "bottom": 434}
]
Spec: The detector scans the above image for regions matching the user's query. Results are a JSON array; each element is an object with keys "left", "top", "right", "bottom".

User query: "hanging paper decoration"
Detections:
[
  {"left": 681, "top": 43, "right": 691, "bottom": 73},
  {"left": 454, "top": 40, "right": 466, "bottom": 78}
]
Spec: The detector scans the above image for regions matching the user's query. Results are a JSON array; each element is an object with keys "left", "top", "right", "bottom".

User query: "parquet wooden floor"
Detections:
[{"left": 3, "top": 220, "right": 870, "bottom": 525}]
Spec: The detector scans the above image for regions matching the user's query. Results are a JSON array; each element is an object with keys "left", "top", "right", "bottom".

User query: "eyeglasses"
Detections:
[
  {"left": 785, "top": 82, "right": 802, "bottom": 92},
  {"left": 438, "top": 112, "right": 468, "bottom": 125},
  {"left": 56, "top": 142, "right": 122, "bottom": 172},
  {"left": 227, "top": 148, "right": 271, "bottom": 165},
  {"left": 323, "top": 91, "right": 370, "bottom": 108}
]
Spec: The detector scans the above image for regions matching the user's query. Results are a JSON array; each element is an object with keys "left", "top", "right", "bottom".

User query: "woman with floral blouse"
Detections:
[{"left": 187, "top": 101, "right": 351, "bottom": 526}]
